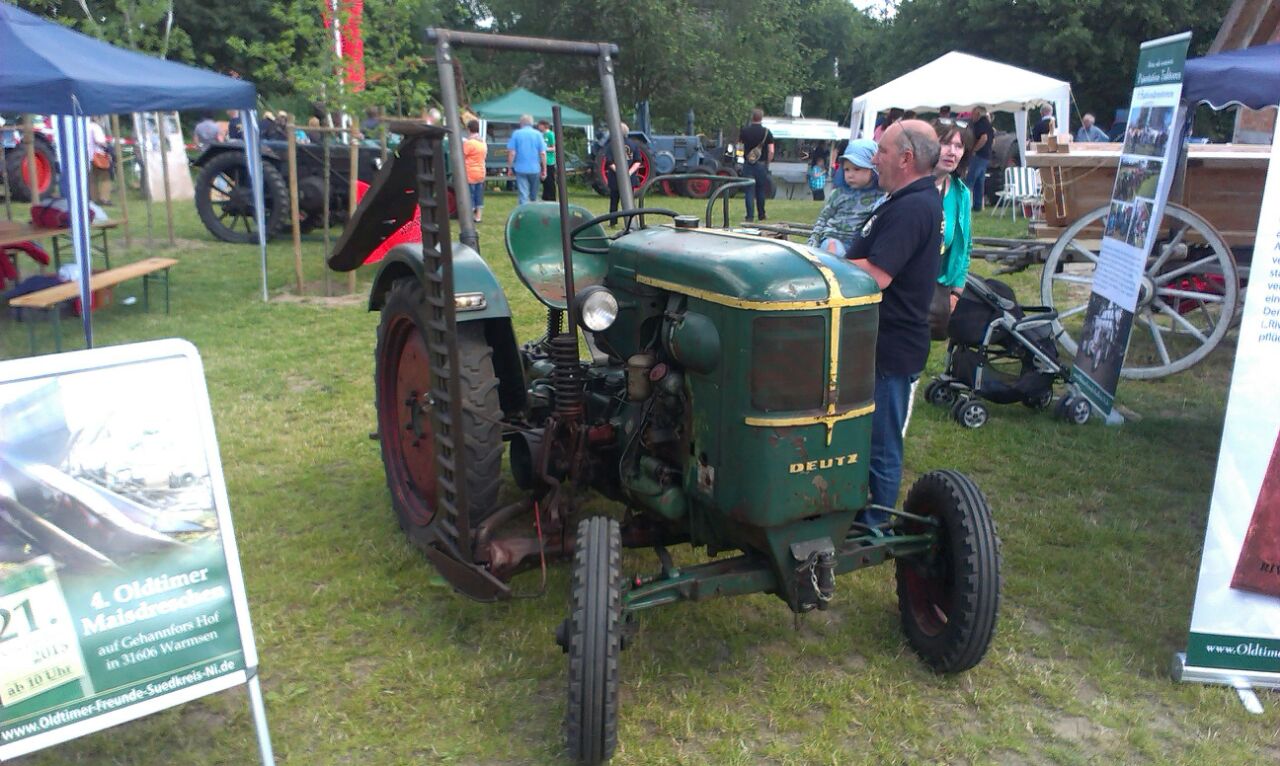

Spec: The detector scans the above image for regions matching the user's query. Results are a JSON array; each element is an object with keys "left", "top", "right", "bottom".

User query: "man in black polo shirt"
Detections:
[
  {"left": 739, "top": 108, "right": 775, "bottom": 222},
  {"left": 848, "top": 119, "right": 942, "bottom": 528},
  {"left": 965, "top": 106, "right": 994, "bottom": 211}
]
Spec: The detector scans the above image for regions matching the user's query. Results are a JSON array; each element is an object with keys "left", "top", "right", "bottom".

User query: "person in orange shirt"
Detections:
[{"left": 462, "top": 119, "right": 488, "bottom": 223}]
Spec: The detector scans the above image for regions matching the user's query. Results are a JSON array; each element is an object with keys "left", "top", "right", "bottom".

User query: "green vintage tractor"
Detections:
[{"left": 328, "top": 30, "right": 1001, "bottom": 766}]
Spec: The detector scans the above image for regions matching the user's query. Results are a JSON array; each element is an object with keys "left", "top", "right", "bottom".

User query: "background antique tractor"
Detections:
[
  {"left": 328, "top": 30, "right": 1002, "bottom": 765},
  {"left": 586, "top": 101, "right": 735, "bottom": 200},
  {"left": 191, "top": 139, "right": 386, "bottom": 244}
]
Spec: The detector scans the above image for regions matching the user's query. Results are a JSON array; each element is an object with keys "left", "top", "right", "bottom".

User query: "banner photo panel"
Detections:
[
  {"left": 1071, "top": 33, "right": 1190, "bottom": 416},
  {"left": 0, "top": 340, "right": 260, "bottom": 760},
  {"left": 1183, "top": 118, "right": 1280, "bottom": 679}
]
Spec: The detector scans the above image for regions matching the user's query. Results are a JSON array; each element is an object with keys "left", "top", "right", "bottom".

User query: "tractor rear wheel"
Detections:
[
  {"left": 895, "top": 470, "right": 1001, "bottom": 673},
  {"left": 565, "top": 516, "right": 622, "bottom": 766},
  {"left": 374, "top": 278, "right": 503, "bottom": 532},
  {"left": 682, "top": 163, "right": 718, "bottom": 199},
  {"left": 194, "top": 151, "right": 289, "bottom": 244},
  {"left": 4, "top": 140, "right": 56, "bottom": 202}
]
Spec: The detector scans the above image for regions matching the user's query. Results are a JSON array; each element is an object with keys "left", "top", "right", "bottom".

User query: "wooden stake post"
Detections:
[
  {"left": 287, "top": 128, "right": 305, "bottom": 294},
  {"left": 347, "top": 136, "right": 358, "bottom": 294},
  {"left": 24, "top": 115, "right": 37, "bottom": 203},
  {"left": 154, "top": 112, "right": 177, "bottom": 246},
  {"left": 284, "top": 123, "right": 368, "bottom": 296},
  {"left": 110, "top": 114, "right": 131, "bottom": 249}
]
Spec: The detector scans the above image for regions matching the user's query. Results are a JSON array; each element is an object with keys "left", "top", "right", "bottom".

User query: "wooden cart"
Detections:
[
  {"left": 1031, "top": 142, "right": 1268, "bottom": 248},
  {"left": 1025, "top": 142, "right": 1267, "bottom": 379}
]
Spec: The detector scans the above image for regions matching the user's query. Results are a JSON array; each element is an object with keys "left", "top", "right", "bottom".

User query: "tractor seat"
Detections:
[{"left": 504, "top": 202, "right": 609, "bottom": 310}]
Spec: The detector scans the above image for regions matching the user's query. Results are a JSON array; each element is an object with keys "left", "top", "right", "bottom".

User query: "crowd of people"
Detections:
[{"left": 795, "top": 110, "right": 990, "bottom": 524}]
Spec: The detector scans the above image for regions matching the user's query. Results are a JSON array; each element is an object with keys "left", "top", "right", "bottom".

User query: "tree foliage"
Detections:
[
  {"left": 882, "top": 0, "right": 1233, "bottom": 124},
  {"left": 15, "top": 0, "right": 1241, "bottom": 135},
  {"left": 16, "top": 0, "right": 193, "bottom": 61}
]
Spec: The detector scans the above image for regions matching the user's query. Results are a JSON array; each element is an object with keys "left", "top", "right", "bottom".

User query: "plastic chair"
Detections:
[
  {"left": 991, "top": 167, "right": 1022, "bottom": 219},
  {"left": 1017, "top": 168, "right": 1044, "bottom": 221},
  {"left": 991, "top": 168, "right": 1044, "bottom": 221}
]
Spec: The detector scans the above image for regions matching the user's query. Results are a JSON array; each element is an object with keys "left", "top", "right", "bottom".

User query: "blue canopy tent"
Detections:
[
  {"left": 1183, "top": 43, "right": 1280, "bottom": 111},
  {"left": 0, "top": 2, "right": 269, "bottom": 350}
]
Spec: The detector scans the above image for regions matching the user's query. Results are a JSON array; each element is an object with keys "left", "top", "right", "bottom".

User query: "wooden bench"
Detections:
[
  {"left": 0, "top": 219, "right": 120, "bottom": 270},
  {"left": 8, "top": 257, "right": 178, "bottom": 354}
]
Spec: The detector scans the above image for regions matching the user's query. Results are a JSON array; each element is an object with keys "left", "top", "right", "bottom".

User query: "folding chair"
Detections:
[
  {"left": 991, "top": 166, "right": 1022, "bottom": 219},
  {"left": 1017, "top": 168, "right": 1044, "bottom": 221}
]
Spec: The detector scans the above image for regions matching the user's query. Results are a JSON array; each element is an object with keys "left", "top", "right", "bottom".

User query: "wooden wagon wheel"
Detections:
[{"left": 1039, "top": 202, "right": 1239, "bottom": 380}]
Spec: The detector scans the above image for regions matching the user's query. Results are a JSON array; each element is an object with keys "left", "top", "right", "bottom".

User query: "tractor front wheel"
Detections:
[
  {"left": 374, "top": 278, "right": 503, "bottom": 532},
  {"left": 564, "top": 516, "right": 622, "bottom": 766},
  {"left": 895, "top": 470, "right": 1001, "bottom": 673}
]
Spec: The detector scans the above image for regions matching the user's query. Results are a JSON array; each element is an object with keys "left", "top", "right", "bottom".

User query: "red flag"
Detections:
[{"left": 322, "top": 0, "right": 365, "bottom": 92}]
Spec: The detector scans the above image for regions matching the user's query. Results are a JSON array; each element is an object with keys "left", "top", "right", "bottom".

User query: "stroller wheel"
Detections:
[
  {"left": 1055, "top": 394, "right": 1092, "bottom": 425},
  {"left": 925, "top": 379, "right": 955, "bottom": 407},
  {"left": 1023, "top": 389, "right": 1054, "bottom": 410},
  {"left": 952, "top": 398, "right": 989, "bottom": 429}
]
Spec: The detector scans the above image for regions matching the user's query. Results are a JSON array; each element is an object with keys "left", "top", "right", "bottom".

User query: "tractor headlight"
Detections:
[
  {"left": 455, "top": 292, "right": 487, "bottom": 311},
  {"left": 576, "top": 286, "right": 618, "bottom": 332}
]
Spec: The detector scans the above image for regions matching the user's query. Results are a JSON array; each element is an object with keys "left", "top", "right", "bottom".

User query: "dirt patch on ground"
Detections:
[
  {"left": 1049, "top": 713, "right": 1112, "bottom": 743},
  {"left": 284, "top": 372, "right": 319, "bottom": 393},
  {"left": 179, "top": 699, "right": 231, "bottom": 729},
  {"left": 273, "top": 283, "right": 365, "bottom": 307}
]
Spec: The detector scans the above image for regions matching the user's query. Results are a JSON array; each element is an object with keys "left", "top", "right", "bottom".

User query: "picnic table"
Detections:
[
  {"left": 0, "top": 218, "right": 120, "bottom": 269},
  {"left": 7, "top": 257, "right": 177, "bottom": 354}
]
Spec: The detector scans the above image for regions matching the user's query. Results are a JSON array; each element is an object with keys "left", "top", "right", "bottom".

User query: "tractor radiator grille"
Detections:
[
  {"left": 836, "top": 308, "right": 877, "bottom": 406},
  {"left": 750, "top": 315, "right": 825, "bottom": 412}
]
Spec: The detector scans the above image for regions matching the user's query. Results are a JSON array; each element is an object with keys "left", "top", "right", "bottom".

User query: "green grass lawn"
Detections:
[{"left": 2, "top": 183, "right": 1276, "bottom": 765}]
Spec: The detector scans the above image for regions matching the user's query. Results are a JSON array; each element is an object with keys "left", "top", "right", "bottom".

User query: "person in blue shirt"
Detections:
[
  {"left": 1075, "top": 113, "right": 1109, "bottom": 143},
  {"left": 505, "top": 114, "right": 547, "bottom": 205}
]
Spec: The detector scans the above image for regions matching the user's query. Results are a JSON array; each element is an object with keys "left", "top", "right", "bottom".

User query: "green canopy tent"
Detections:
[{"left": 471, "top": 87, "right": 595, "bottom": 141}]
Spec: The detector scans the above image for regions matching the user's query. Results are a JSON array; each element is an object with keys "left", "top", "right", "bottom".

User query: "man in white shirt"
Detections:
[{"left": 86, "top": 119, "right": 112, "bottom": 205}]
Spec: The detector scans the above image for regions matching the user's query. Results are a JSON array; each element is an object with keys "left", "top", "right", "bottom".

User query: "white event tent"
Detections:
[{"left": 849, "top": 51, "right": 1072, "bottom": 165}]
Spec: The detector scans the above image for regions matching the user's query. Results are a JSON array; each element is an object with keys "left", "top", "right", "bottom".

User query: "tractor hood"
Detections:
[{"left": 609, "top": 225, "right": 880, "bottom": 306}]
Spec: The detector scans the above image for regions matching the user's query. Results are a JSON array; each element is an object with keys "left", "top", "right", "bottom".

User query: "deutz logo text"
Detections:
[{"left": 789, "top": 454, "right": 858, "bottom": 474}]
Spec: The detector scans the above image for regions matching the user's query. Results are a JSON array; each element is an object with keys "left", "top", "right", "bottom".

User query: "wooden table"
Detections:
[
  {"left": 1027, "top": 143, "right": 1269, "bottom": 250},
  {"left": 0, "top": 219, "right": 120, "bottom": 270}
]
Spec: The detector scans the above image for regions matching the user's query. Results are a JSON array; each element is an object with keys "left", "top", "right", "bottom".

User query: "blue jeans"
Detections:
[
  {"left": 515, "top": 173, "right": 540, "bottom": 204},
  {"left": 862, "top": 370, "right": 919, "bottom": 528},
  {"left": 469, "top": 181, "right": 484, "bottom": 210},
  {"left": 966, "top": 154, "right": 990, "bottom": 210},
  {"left": 742, "top": 162, "right": 769, "bottom": 220}
]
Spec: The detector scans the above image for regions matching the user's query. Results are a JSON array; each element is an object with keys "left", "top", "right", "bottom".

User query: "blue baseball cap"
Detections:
[{"left": 840, "top": 139, "right": 877, "bottom": 170}]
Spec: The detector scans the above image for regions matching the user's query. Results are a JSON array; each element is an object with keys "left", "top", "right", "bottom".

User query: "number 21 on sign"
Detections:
[{"left": 0, "top": 557, "right": 88, "bottom": 708}]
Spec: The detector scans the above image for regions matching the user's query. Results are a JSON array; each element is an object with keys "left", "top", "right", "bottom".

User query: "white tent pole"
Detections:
[
  {"left": 861, "top": 103, "right": 877, "bottom": 139},
  {"left": 55, "top": 111, "right": 95, "bottom": 348},
  {"left": 1015, "top": 108, "right": 1029, "bottom": 166},
  {"left": 1056, "top": 90, "right": 1071, "bottom": 138},
  {"left": 244, "top": 109, "right": 269, "bottom": 302}
]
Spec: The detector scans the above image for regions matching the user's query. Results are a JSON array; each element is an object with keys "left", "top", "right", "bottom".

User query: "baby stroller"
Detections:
[{"left": 924, "top": 275, "right": 1092, "bottom": 428}]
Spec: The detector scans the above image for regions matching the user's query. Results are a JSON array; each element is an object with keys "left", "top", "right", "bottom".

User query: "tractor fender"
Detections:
[
  {"left": 189, "top": 142, "right": 283, "bottom": 168},
  {"left": 369, "top": 242, "right": 526, "bottom": 417}
]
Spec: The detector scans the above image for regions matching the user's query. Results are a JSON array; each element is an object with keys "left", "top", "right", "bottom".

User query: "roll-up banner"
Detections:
[
  {"left": 1072, "top": 32, "right": 1191, "bottom": 417},
  {"left": 0, "top": 340, "right": 272, "bottom": 762},
  {"left": 1176, "top": 117, "right": 1280, "bottom": 697}
]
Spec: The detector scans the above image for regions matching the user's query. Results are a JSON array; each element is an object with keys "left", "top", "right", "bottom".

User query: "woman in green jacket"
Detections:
[{"left": 933, "top": 120, "right": 973, "bottom": 311}]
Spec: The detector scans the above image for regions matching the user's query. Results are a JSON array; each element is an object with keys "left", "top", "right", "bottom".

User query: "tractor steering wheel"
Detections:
[{"left": 569, "top": 208, "right": 680, "bottom": 255}]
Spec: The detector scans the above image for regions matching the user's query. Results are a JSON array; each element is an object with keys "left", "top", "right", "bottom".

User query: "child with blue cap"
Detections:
[{"left": 806, "top": 139, "right": 885, "bottom": 256}]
